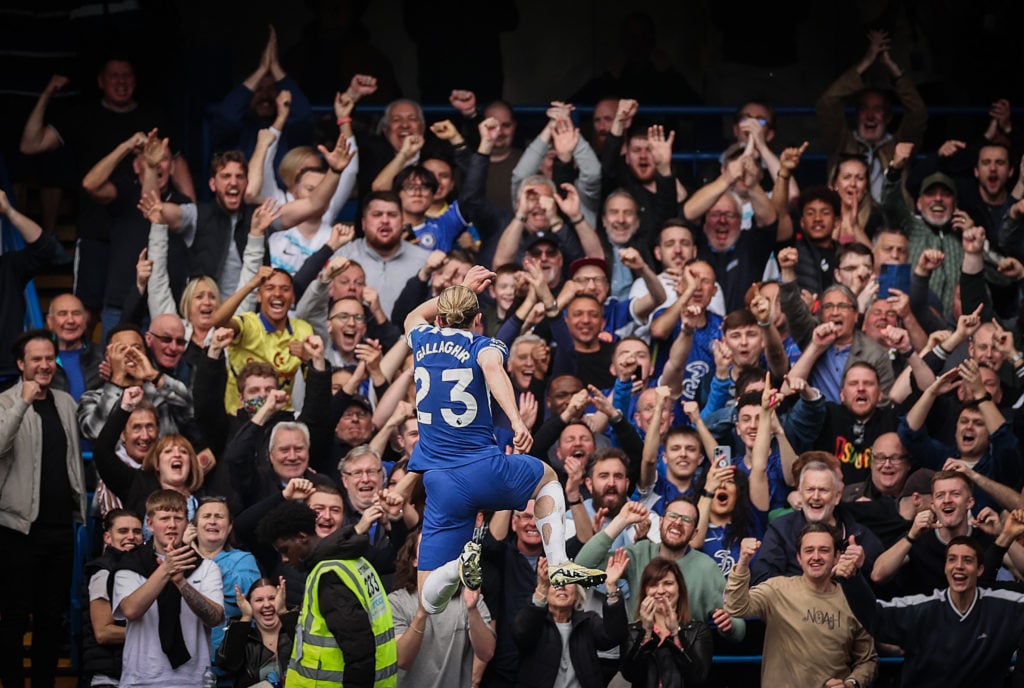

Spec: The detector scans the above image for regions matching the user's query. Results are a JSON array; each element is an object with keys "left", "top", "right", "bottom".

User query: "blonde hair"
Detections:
[
  {"left": 437, "top": 285, "right": 479, "bottom": 329},
  {"left": 279, "top": 145, "right": 318, "bottom": 190},
  {"left": 178, "top": 276, "right": 221, "bottom": 322}
]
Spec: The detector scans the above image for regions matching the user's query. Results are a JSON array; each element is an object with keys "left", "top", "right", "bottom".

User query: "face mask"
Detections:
[{"left": 242, "top": 396, "right": 267, "bottom": 416}]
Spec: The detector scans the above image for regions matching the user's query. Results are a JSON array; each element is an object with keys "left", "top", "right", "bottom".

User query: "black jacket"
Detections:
[
  {"left": 220, "top": 381, "right": 335, "bottom": 512},
  {"left": 620, "top": 620, "right": 713, "bottom": 688},
  {"left": 216, "top": 610, "right": 299, "bottom": 688},
  {"left": 196, "top": 352, "right": 333, "bottom": 463},
  {"left": 751, "top": 506, "right": 885, "bottom": 585},
  {"left": 189, "top": 202, "right": 261, "bottom": 281},
  {"left": 792, "top": 235, "right": 836, "bottom": 297},
  {"left": 512, "top": 597, "right": 628, "bottom": 688},
  {"left": 302, "top": 526, "right": 379, "bottom": 688}
]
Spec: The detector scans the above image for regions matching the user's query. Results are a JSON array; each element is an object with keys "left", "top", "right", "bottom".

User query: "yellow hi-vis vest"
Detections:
[{"left": 286, "top": 558, "right": 398, "bottom": 687}]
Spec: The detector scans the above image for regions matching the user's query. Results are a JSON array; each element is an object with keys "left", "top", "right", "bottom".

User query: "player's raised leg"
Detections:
[{"left": 532, "top": 463, "right": 606, "bottom": 588}]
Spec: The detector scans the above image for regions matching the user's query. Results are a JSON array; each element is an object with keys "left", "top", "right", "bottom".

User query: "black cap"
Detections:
[
  {"left": 899, "top": 468, "right": 935, "bottom": 499},
  {"left": 523, "top": 231, "right": 563, "bottom": 253},
  {"left": 346, "top": 394, "right": 373, "bottom": 413}
]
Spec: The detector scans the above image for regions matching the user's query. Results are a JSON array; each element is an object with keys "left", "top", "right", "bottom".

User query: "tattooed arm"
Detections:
[{"left": 175, "top": 577, "right": 224, "bottom": 628}]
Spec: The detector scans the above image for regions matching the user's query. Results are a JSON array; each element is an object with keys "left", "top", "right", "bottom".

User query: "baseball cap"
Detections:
[
  {"left": 523, "top": 231, "right": 562, "bottom": 253},
  {"left": 899, "top": 468, "right": 935, "bottom": 499},
  {"left": 568, "top": 256, "right": 609, "bottom": 278},
  {"left": 345, "top": 394, "right": 373, "bottom": 414},
  {"left": 919, "top": 172, "right": 957, "bottom": 202}
]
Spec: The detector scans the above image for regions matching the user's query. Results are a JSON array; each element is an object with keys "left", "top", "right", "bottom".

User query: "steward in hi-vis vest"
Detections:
[
  {"left": 287, "top": 557, "right": 397, "bottom": 687},
  {"left": 255, "top": 500, "right": 401, "bottom": 688}
]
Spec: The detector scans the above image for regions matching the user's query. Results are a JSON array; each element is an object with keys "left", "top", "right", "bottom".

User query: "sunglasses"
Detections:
[{"left": 150, "top": 332, "right": 188, "bottom": 347}]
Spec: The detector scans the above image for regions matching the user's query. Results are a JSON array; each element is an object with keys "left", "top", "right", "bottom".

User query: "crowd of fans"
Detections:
[{"left": 4, "top": 22, "right": 1024, "bottom": 688}]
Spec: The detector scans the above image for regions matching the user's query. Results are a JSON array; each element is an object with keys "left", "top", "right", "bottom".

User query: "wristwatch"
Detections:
[{"left": 844, "top": 679, "right": 861, "bottom": 688}]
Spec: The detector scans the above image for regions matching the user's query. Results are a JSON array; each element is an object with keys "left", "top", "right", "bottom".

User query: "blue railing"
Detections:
[{"left": 711, "top": 655, "right": 906, "bottom": 664}]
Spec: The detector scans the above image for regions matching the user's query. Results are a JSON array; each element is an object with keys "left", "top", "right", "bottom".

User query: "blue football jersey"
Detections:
[
  {"left": 412, "top": 201, "right": 468, "bottom": 252},
  {"left": 407, "top": 324, "right": 509, "bottom": 470}
]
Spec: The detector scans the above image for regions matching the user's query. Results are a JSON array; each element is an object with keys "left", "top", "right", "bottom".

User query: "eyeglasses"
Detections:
[
  {"left": 150, "top": 332, "right": 188, "bottom": 346},
  {"left": 330, "top": 312, "right": 366, "bottom": 323},
  {"left": 341, "top": 409, "right": 370, "bottom": 420},
  {"left": 573, "top": 275, "right": 608, "bottom": 285},
  {"left": 528, "top": 247, "right": 559, "bottom": 258},
  {"left": 707, "top": 211, "right": 740, "bottom": 221},
  {"left": 197, "top": 495, "right": 228, "bottom": 506},
  {"left": 343, "top": 469, "right": 382, "bottom": 479},
  {"left": 820, "top": 302, "right": 855, "bottom": 312},
  {"left": 663, "top": 511, "right": 695, "bottom": 524},
  {"left": 400, "top": 184, "right": 433, "bottom": 195},
  {"left": 873, "top": 454, "right": 908, "bottom": 465}
]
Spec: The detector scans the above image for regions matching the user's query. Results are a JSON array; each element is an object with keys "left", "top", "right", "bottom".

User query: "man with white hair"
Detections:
[
  {"left": 226, "top": 417, "right": 332, "bottom": 510},
  {"left": 751, "top": 458, "right": 884, "bottom": 584}
]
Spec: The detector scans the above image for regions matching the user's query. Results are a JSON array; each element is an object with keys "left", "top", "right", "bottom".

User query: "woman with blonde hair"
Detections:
[
  {"left": 247, "top": 91, "right": 361, "bottom": 275},
  {"left": 139, "top": 198, "right": 226, "bottom": 388},
  {"left": 176, "top": 276, "right": 221, "bottom": 347}
]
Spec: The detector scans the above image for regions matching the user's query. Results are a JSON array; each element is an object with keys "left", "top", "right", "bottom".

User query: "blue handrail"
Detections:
[{"left": 711, "top": 654, "right": 906, "bottom": 664}]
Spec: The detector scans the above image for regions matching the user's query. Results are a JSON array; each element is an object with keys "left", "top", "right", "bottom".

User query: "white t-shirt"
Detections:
[
  {"left": 112, "top": 558, "right": 224, "bottom": 688},
  {"left": 388, "top": 587, "right": 493, "bottom": 688}
]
